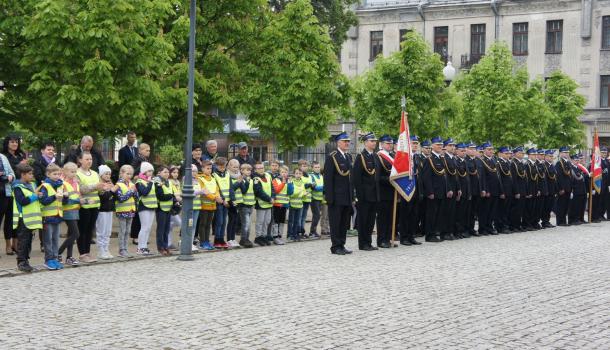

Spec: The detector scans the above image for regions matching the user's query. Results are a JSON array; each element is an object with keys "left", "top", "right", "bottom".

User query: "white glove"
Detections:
[{"left": 570, "top": 193, "right": 573, "bottom": 199}]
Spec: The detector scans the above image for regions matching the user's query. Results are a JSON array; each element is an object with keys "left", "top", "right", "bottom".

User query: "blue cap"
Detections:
[
  {"left": 379, "top": 135, "right": 393, "bottom": 143},
  {"left": 526, "top": 148, "right": 537, "bottom": 155},
  {"left": 545, "top": 149, "right": 555, "bottom": 155},
  {"left": 421, "top": 139, "right": 431, "bottom": 147},
  {"left": 480, "top": 141, "right": 493, "bottom": 149},
  {"left": 410, "top": 135, "right": 420, "bottom": 143},
  {"left": 537, "top": 149, "right": 545, "bottom": 155},
  {"left": 559, "top": 146, "right": 570, "bottom": 153},
  {"left": 443, "top": 138, "right": 455, "bottom": 147},
  {"left": 498, "top": 146, "right": 511, "bottom": 153},
  {"left": 467, "top": 141, "right": 477, "bottom": 148},
  {"left": 456, "top": 143, "right": 467, "bottom": 149},
  {"left": 570, "top": 153, "right": 579, "bottom": 160},
  {"left": 476, "top": 145, "right": 484, "bottom": 151},
  {"left": 334, "top": 132, "right": 351, "bottom": 142},
  {"left": 360, "top": 132, "right": 377, "bottom": 141},
  {"left": 602, "top": 146, "right": 608, "bottom": 152},
  {"left": 431, "top": 136, "right": 443, "bottom": 145},
  {"left": 513, "top": 146, "right": 524, "bottom": 153}
]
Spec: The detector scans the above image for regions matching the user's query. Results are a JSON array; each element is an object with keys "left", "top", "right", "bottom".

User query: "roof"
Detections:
[{"left": 359, "top": 0, "right": 494, "bottom": 10}]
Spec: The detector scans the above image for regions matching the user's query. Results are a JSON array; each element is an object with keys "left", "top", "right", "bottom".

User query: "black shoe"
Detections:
[
  {"left": 360, "top": 246, "right": 378, "bottom": 251},
  {"left": 254, "top": 237, "right": 266, "bottom": 246},
  {"left": 490, "top": 230, "right": 498, "bottom": 235},
  {"left": 425, "top": 236, "right": 442, "bottom": 243},
  {"left": 557, "top": 223, "right": 568, "bottom": 227},
  {"left": 332, "top": 248, "right": 346, "bottom": 255},
  {"left": 442, "top": 234, "right": 455, "bottom": 241},
  {"left": 18, "top": 261, "right": 33, "bottom": 273},
  {"left": 408, "top": 238, "right": 422, "bottom": 245},
  {"left": 378, "top": 242, "right": 391, "bottom": 248},
  {"left": 343, "top": 247, "right": 353, "bottom": 254},
  {"left": 239, "top": 239, "right": 254, "bottom": 248},
  {"left": 400, "top": 241, "right": 412, "bottom": 246},
  {"left": 470, "top": 231, "right": 480, "bottom": 237},
  {"left": 462, "top": 232, "right": 471, "bottom": 238},
  {"left": 90, "top": 239, "right": 96, "bottom": 245},
  {"left": 496, "top": 229, "right": 506, "bottom": 234},
  {"left": 478, "top": 230, "right": 488, "bottom": 236},
  {"left": 132, "top": 239, "right": 138, "bottom": 245}
]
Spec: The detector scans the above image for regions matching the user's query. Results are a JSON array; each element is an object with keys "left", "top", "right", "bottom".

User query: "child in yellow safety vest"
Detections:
[
  {"left": 12, "top": 164, "right": 43, "bottom": 272},
  {"left": 233, "top": 163, "right": 255, "bottom": 248},
  {"left": 212, "top": 157, "right": 231, "bottom": 249},
  {"left": 58, "top": 162, "right": 83, "bottom": 266},
  {"left": 115, "top": 164, "right": 137, "bottom": 258},
  {"left": 197, "top": 160, "right": 222, "bottom": 250},
  {"left": 154, "top": 165, "right": 177, "bottom": 256},
  {"left": 308, "top": 160, "right": 325, "bottom": 238},
  {"left": 297, "top": 159, "right": 314, "bottom": 238},
  {"left": 225, "top": 159, "right": 241, "bottom": 248},
  {"left": 96, "top": 165, "right": 117, "bottom": 260},
  {"left": 288, "top": 168, "right": 307, "bottom": 241},
  {"left": 272, "top": 165, "right": 293, "bottom": 245},
  {"left": 38, "top": 163, "right": 65, "bottom": 270},
  {"left": 135, "top": 161, "right": 157, "bottom": 256},
  {"left": 168, "top": 166, "right": 182, "bottom": 250},
  {"left": 253, "top": 162, "right": 275, "bottom": 247}
]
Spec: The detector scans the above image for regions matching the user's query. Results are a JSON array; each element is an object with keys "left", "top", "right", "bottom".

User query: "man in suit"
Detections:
[
  {"left": 509, "top": 147, "right": 527, "bottom": 231},
  {"left": 376, "top": 135, "right": 395, "bottom": 248},
  {"left": 466, "top": 142, "right": 483, "bottom": 236},
  {"left": 554, "top": 147, "right": 572, "bottom": 226},
  {"left": 440, "top": 138, "right": 460, "bottom": 240},
  {"left": 496, "top": 147, "right": 513, "bottom": 233},
  {"left": 324, "top": 132, "right": 354, "bottom": 255},
  {"left": 454, "top": 143, "right": 471, "bottom": 238},
  {"left": 477, "top": 142, "right": 502, "bottom": 235},
  {"left": 421, "top": 136, "right": 447, "bottom": 242},
  {"left": 542, "top": 150, "right": 558, "bottom": 227},
  {"left": 118, "top": 131, "right": 138, "bottom": 168},
  {"left": 352, "top": 133, "right": 379, "bottom": 251}
]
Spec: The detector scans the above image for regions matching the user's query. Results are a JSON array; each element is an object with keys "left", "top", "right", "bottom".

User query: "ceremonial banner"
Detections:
[
  {"left": 591, "top": 129, "right": 602, "bottom": 193},
  {"left": 390, "top": 104, "right": 416, "bottom": 201}
]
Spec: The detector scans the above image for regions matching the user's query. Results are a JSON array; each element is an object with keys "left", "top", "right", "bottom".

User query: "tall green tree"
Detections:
[
  {"left": 539, "top": 71, "right": 586, "bottom": 147},
  {"left": 241, "top": 0, "right": 349, "bottom": 150},
  {"left": 352, "top": 31, "right": 445, "bottom": 139}
]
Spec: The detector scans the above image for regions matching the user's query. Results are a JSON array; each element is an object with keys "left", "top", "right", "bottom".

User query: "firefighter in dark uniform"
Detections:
[
  {"left": 535, "top": 149, "right": 549, "bottom": 229},
  {"left": 324, "top": 132, "right": 354, "bottom": 255},
  {"left": 509, "top": 147, "right": 527, "bottom": 231},
  {"left": 524, "top": 148, "right": 540, "bottom": 230},
  {"left": 477, "top": 142, "right": 502, "bottom": 235},
  {"left": 421, "top": 136, "right": 447, "bottom": 242},
  {"left": 601, "top": 147, "right": 609, "bottom": 219},
  {"left": 542, "top": 149, "right": 558, "bottom": 227},
  {"left": 416, "top": 139, "right": 431, "bottom": 237},
  {"left": 398, "top": 135, "right": 423, "bottom": 246},
  {"left": 441, "top": 138, "right": 460, "bottom": 240},
  {"left": 376, "top": 135, "right": 395, "bottom": 248},
  {"left": 352, "top": 132, "right": 379, "bottom": 251},
  {"left": 466, "top": 142, "right": 482, "bottom": 236},
  {"left": 496, "top": 146, "right": 513, "bottom": 233},
  {"left": 554, "top": 147, "right": 572, "bottom": 226},
  {"left": 569, "top": 153, "right": 587, "bottom": 225},
  {"left": 454, "top": 143, "right": 471, "bottom": 238}
]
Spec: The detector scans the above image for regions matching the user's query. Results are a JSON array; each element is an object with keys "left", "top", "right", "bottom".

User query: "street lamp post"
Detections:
[
  {"left": 178, "top": 0, "right": 198, "bottom": 261},
  {"left": 442, "top": 61, "right": 456, "bottom": 127}
]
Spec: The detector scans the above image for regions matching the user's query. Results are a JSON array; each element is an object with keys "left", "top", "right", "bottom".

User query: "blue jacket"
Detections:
[{"left": 0, "top": 154, "right": 15, "bottom": 197}]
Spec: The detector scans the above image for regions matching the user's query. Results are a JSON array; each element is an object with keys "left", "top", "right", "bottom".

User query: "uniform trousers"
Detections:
[
  {"left": 328, "top": 204, "right": 350, "bottom": 252},
  {"left": 356, "top": 200, "right": 376, "bottom": 248}
]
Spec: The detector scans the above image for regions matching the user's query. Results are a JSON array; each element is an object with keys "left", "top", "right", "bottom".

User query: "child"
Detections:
[
  {"left": 197, "top": 160, "right": 221, "bottom": 250},
  {"left": 96, "top": 165, "right": 116, "bottom": 259},
  {"left": 168, "top": 166, "right": 182, "bottom": 250},
  {"left": 135, "top": 162, "right": 157, "bottom": 255},
  {"left": 154, "top": 166, "right": 175, "bottom": 256},
  {"left": 234, "top": 163, "right": 255, "bottom": 248},
  {"left": 288, "top": 168, "right": 306, "bottom": 241},
  {"left": 115, "top": 164, "right": 137, "bottom": 258},
  {"left": 272, "top": 165, "right": 293, "bottom": 245},
  {"left": 39, "top": 163, "right": 65, "bottom": 270},
  {"left": 58, "top": 162, "right": 82, "bottom": 265},
  {"left": 186, "top": 164, "right": 201, "bottom": 252},
  {"left": 212, "top": 157, "right": 230, "bottom": 248},
  {"left": 308, "top": 161, "right": 324, "bottom": 239},
  {"left": 12, "top": 164, "right": 42, "bottom": 272},
  {"left": 297, "top": 159, "right": 314, "bottom": 238},
  {"left": 253, "top": 161, "right": 275, "bottom": 246},
  {"left": 266, "top": 159, "right": 281, "bottom": 242},
  {"left": 226, "top": 159, "right": 241, "bottom": 248}
]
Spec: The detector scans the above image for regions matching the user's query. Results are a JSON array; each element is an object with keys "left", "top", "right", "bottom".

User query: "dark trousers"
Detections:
[
  {"left": 356, "top": 201, "right": 376, "bottom": 248},
  {"left": 309, "top": 200, "right": 322, "bottom": 234},
  {"left": 555, "top": 193, "right": 570, "bottom": 225},
  {"left": 273, "top": 206, "right": 287, "bottom": 223},
  {"left": 592, "top": 193, "right": 603, "bottom": 221},
  {"left": 468, "top": 196, "right": 480, "bottom": 233},
  {"left": 77, "top": 208, "right": 98, "bottom": 255},
  {"left": 130, "top": 211, "right": 140, "bottom": 239},
  {"left": 398, "top": 198, "right": 418, "bottom": 242},
  {"left": 227, "top": 206, "right": 238, "bottom": 241},
  {"left": 417, "top": 197, "right": 426, "bottom": 236},
  {"left": 542, "top": 195, "right": 555, "bottom": 224},
  {"left": 376, "top": 200, "right": 393, "bottom": 245},
  {"left": 328, "top": 204, "right": 350, "bottom": 252},
  {"left": 532, "top": 196, "right": 542, "bottom": 226},
  {"left": 524, "top": 196, "right": 537, "bottom": 227},
  {"left": 440, "top": 197, "right": 456, "bottom": 235},
  {"left": 156, "top": 209, "right": 171, "bottom": 250},
  {"left": 425, "top": 198, "right": 442, "bottom": 238},
  {"left": 59, "top": 220, "right": 79, "bottom": 259},
  {"left": 0, "top": 193, "right": 15, "bottom": 239},
  {"left": 455, "top": 198, "right": 470, "bottom": 234},
  {"left": 495, "top": 197, "right": 510, "bottom": 231},
  {"left": 198, "top": 210, "right": 215, "bottom": 242},
  {"left": 509, "top": 197, "right": 525, "bottom": 229},
  {"left": 15, "top": 219, "right": 33, "bottom": 264},
  {"left": 478, "top": 196, "right": 498, "bottom": 233},
  {"left": 568, "top": 195, "right": 586, "bottom": 224}
]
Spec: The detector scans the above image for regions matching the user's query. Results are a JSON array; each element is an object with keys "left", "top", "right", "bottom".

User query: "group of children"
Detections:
[{"left": 10, "top": 151, "right": 329, "bottom": 273}]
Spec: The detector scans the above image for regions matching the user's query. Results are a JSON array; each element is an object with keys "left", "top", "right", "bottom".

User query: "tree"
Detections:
[
  {"left": 241, "top": 0, "right": 349, "bottom": 150},
  {"left": 539, "top": 71, "right": 586, "bottom": 147},
  {"left": 269, "top": 0, "right": 359, "bottom": 53},
  {"left": 352, "top": 31, "right": 445, "bottom": 139}
]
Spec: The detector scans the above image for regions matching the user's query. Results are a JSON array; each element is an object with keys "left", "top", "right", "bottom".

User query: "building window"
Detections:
[
  {"left": 471, "top": 24, "right": 486, "bottom": 64},
  {"left": 434, "top": 26, "right": 449, "bottom": 62},
  {"left": 546, "top": 20, "right": 563, "bottom": 54},
  {"left": 513, "top": 22, "right": 528, "bottom": 55},
  {"left": 370, "top": 31, "right": 383, "bottom": 61},
  {"left": 603, "top": 16, "right": 610, "bottom": 49},
  {"left": 399, "top": 29, "right": 411, "bottom": 46},
  {"left": 601, "top": 76, "right": 610, "bottom": 108}
]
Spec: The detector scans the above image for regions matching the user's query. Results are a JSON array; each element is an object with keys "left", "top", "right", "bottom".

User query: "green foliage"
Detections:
[
  {"left": 156, "top": 142, "right": 184, "bottom": 166},
  {"left": 352, "top": 31, "right": 445, "bottom": 139},
  {"left": 241, "top": 0, "right": 348, "bottom": 151}
]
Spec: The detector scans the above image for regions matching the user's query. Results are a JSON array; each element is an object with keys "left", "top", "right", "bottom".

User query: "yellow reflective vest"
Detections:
[{"left": 12, "top": 184, "right": 43, "bottom": 229}]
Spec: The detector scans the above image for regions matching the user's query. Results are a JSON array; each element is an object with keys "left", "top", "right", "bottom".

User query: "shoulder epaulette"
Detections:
[{"left": 330, "top": 151, "right": 337, "bottom": 156}]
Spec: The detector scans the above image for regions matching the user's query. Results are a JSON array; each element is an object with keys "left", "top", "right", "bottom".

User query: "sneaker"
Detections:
[
  {"left": 193, "top": 239, "right": 200, "bottom": 246},
  {"left": 191, "top": 244, "right": 200, "bottom": 252},
  {"left": 137, "top": 248, "right": 148, "bottom": 256},
  {"left": 18, "top": 261, "right": 34, "bottom": 273},
  {"left": 57, "top": 256, "right": 63, "bottom": 263},
  {"left": 254, "top": 237, "right": 267, "bottom": 247},
  {"left": 119, "top": 250, "right": 131, "bottom": 258},
  {"left": 214, "top": 241, "right": 229, "bottom": 249},
  {"left": 273, "top": 237, "right": 285, "bottom": 245},
  {"left": 143, "top": 248, "right": 153, "bottom": 255},
  {"left": 65, "top": 257, "right": 80, "bottom": 266},
  {"left": 55, "top": 260, "right": 64, "bottom": 269},
  {"left": 168, "top": 244, "right": 178, "bottom": 251},
  {"left": 310, "top": 232, "right": 321, "bottom": 239},
  {"left": 44, "top": 260, "right": 57, "bottom": 270},
  {"left": 132, "top": 239, "right": 138, "bottom": 245},
  {"left": 239, "top": 239, "right": 254, "bottom": 248},
  {"left": 201, "top": 241, "right": 215, "bottom": 250},
  {"left": 99, "top": 252, "right": 114, "bottom": 260},
  {"left": 79, "top": 254, "right": 97, "bottom": 263}
]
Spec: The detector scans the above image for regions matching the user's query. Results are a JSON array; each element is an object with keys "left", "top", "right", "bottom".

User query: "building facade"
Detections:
[{"left": 341, "top": 0, "right": 610, "bottom": 146}]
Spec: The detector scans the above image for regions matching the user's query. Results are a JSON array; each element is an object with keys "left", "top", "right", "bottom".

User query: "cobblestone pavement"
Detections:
[{"left": 1, "top": 222, "right": 610, "bottom": 349}]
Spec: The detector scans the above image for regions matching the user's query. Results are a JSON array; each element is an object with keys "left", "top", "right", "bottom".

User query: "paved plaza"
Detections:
[{"left": 1, "top": 222, "right": 610, "bottom": 349}]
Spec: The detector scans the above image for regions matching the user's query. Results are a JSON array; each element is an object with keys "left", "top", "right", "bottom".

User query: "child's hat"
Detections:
[
  {"left": 98, "top": 165, "right": 112, "bottom": 176},
  {"left": 140, "top": 162, "right": 154, "bottom": 174}
]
